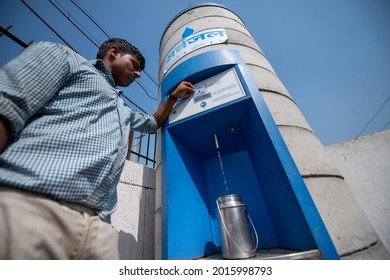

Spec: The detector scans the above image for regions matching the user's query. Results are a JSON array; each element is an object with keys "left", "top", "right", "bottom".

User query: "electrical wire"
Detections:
[
  {"left": 53, "top": 0, "right": 157, "bottom": 108},
  {"left": 20, "top": 0, "right": 156, "bottom": 164},
  {"left": 120, "top": 93, "right": 148, "bottom": 114},
  {"left": 23, "top": 0, "right": 150, "bottom": 114},
  {"left": 52, "top": 0, "right": 101, "bottom": 45},
  {"left": 357, "top": 95, "right": 390, "bottom": 137},
  {"left": 70, "top": 0, "right": 159, "bottom": 87},
  {"left": 135, "top": 80, "right": 158, "bottom": 101},
  {"left": 70, "top": 0, "right": 112, "bottom": 38},
  {"left": 379, "top": 119, "right": 390, "bottom": 131},
  {"left": 143, "top": 68, "right": 158, "bottom": 86},
  {"left": 49, "top": 0, "right": 100, "bottom": 48},
  {"left": 20, "top": 0, "right": 77, "bottom": 52}
]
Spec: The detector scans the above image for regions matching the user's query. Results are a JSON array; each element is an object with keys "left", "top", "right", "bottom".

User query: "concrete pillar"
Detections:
[
  {"left": 112, "top": 160, "right": 156, "bottom": 260},
  {"left": 157, "top": 3, "right": 389, "bottom": 259}
]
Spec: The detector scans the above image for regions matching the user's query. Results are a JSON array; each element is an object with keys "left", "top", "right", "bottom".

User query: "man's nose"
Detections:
[{"left": 134, "top": 70, "right": 141, "bottom": 78}]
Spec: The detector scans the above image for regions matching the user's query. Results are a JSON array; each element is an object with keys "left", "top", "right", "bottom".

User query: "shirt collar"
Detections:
[{"left": 90, "top": 59, "right": 117, "bottom": 88}]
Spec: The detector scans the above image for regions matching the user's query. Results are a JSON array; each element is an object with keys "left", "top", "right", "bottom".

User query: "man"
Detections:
[{"left": 0, "top": 38, "right": 194, "bottom": 259}]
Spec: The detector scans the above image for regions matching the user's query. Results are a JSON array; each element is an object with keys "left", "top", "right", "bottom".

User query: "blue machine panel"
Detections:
[{"left": 160, "top": 49, "right": 339, "bottom": 260}]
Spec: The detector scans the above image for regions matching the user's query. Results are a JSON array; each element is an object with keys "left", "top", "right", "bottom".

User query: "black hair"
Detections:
[{"left": 96, "top": 38, "right": 145, "bottom": 70}]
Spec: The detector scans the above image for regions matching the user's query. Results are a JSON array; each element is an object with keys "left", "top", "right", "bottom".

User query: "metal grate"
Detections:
[
  {"left": 200, "top": 248, "right": 323, "bottom": 260},
  {"left": 126, "top": 130, "right": 157, "bottom": 169}
]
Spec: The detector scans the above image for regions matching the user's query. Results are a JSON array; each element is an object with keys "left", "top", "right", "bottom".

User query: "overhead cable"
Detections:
[
  {"left": 48, "top": 0, "right": 100, "bottom": 48},
  {"left": 357, "top": 95, "right": 390, "bottom": 137},
  {"left": 70, "top": 0, "right": 158, "bottom": 87},
  {"left": 143, "top": 70, "right": 158, "bottom": 86},
  {"left": 20, "top": 0, "right": 77, "bottom": 52},
  {"left": 70, "top": 0, "right": 111, "bottom": 38},
  {"left": 120, "top": 93, "right": 148, "bottom": 114},
  {"left": 67, "top": 0, "right": 158, "bottom": 106},
  {"left": 135, "top": 80, "right": 158, "bottom": 101},
  {"left": 379, "top": 119, "right": 390, "bottom": 131},
  {"left": 21, "top": 0, "right": 149, "bottom": 114}
]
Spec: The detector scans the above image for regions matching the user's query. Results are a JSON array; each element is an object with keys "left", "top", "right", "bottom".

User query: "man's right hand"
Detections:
[{"left": 171, "top": 81, "right": 195, "bottom": 99}]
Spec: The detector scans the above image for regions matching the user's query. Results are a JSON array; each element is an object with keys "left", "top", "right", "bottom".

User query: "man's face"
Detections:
[{"left": 110, "top": 52, "right": 141, "bottom": 87}]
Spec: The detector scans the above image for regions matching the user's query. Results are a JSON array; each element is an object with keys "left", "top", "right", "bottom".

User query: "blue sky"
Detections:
[{"left": 1, "top": 0, "right": 389, "bottom": 146}]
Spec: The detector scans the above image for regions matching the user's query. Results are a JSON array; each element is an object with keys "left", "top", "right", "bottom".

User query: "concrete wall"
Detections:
[
  {"left": 326, "top": 130, "right": 390, "bottom": 253},
  {"left": 111, "top": 160, "right": 156, "bottom": 260}
]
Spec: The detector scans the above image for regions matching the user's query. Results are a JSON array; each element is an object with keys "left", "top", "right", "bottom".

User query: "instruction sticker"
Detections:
[{"left": 169, "top": 68, "right": 246, "bottom": 123}]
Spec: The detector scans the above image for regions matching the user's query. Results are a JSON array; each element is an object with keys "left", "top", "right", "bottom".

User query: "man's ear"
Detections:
[{"left": 109, "top": 45, "right": 120, "bottom": 59}]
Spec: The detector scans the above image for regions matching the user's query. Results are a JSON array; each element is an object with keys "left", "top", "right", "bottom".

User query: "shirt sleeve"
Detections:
[
  {"left": 0, "top": 42, "right": 70, "bottom": 139},
  {"left": 128, "top": 109, "right": 158, "bottom": 134}
]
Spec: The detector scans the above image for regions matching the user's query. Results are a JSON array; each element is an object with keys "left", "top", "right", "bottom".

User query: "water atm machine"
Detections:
[{"left": 159, "top": 49, "right": 339, "bottom": 260}]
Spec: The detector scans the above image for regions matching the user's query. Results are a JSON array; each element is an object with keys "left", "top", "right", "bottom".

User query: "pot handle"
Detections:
[{"left": 216, "top": 199, "right": 259, "bottom": 254}]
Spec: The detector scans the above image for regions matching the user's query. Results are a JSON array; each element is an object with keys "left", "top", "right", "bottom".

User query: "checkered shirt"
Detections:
[{"left": 0, "top": 42, "right": 158, "bottom": 222}]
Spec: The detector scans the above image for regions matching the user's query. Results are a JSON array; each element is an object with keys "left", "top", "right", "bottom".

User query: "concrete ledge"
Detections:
[
  {"left": 304, "top": 176, "right": 383, "bottom": 258},
  {"left": 118, "top": 160, "right": 156, "bottom": 189},
  {"left": 247, "top": 64, "right": 292, "bottom": 99},
  {"left": 261, "top": 90, "right": 313, "bottom": 131},
  {"left": 341, "top": 240, "right": 390, "bottom": 260},
  {"left": 278, "top": 126, "right": 343, "bottom": 176}
]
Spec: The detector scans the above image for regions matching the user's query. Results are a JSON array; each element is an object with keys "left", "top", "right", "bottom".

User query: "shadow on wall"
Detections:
[
  {"left": 118, "top": 183, "right": 156, "bottom": 260},
  {"left": 140, "top": 170, "right": 156, "bottom": 259},
  {"left": 118, "top": 230, "right": 138, "bottom": 260},
  {"left": 113, "top": 161, "right": 156, "bottom": 260}
]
